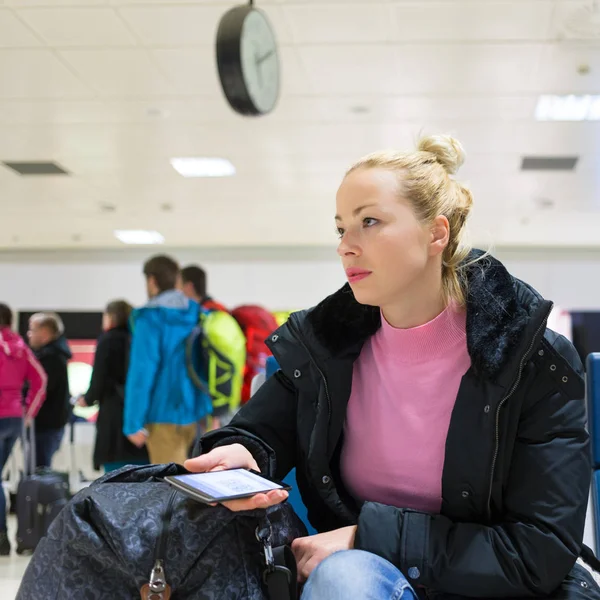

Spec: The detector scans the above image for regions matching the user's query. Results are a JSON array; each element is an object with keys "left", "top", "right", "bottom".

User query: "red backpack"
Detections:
[{"left": 230, "top": 305, "right": 279, "bottom": 404}]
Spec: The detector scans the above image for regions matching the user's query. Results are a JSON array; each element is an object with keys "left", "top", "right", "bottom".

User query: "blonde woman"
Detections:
[{"left": 187, "top": 136, "right": 596, "bottom": 599}]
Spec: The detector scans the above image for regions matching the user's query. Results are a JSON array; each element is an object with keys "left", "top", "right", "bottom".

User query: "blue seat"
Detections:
[
  {"left": 266, "top": 356, "right": 317, "bottom": 535},
  {"left": 586, "top": 353, "right": 600, "bottom": 550}
]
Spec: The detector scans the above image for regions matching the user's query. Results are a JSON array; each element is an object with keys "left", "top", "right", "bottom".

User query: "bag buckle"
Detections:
[{"left": 256, "top": 524, "right": 275, "bottom": 571}]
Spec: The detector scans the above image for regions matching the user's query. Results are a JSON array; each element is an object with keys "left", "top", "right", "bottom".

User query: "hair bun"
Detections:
[{"left": 418, "top": 134, "right": 466, "bottom": 175}]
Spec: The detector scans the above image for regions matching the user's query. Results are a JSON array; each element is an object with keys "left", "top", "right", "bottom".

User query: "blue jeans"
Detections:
[
  {"left": 0, "top": 418, "right": 21, "bottom": 531},
  {"left": 35, "top": 428, "right": 65, "bottom": 469},
  {"left": 301, "top": 550, "right": 419, "bottom": 600}
]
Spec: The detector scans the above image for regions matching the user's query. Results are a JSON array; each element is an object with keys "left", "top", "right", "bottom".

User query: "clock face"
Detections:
[{"left": 239, "top": 10, "right": 280, "bottom": 115}]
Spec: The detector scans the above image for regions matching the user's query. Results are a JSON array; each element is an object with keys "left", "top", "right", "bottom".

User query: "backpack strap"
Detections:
[{"left": 185, "top": 326, "right": 208, "bottom": 393}]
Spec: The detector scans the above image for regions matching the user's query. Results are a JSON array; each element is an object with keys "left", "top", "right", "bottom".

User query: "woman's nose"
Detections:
[{"left": 337, "top": 233, "right": 361, "bottom": 257}]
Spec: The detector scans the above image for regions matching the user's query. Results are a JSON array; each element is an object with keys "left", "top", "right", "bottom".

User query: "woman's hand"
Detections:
[
  {"left": 291, "top": 526, "right": 357, "bottom": 582},
  {"left": 184, "top": 444, "right": 288, "bottom": 512}
]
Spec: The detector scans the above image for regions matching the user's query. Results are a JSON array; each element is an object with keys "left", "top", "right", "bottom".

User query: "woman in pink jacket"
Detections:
[{"left": 0, "top": 303, "right": 47, "bottom": 556}]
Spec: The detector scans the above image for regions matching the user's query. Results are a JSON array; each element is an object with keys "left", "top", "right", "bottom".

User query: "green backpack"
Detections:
[{"left": 185, "top": 309, "right": 246, "bottom": 416}]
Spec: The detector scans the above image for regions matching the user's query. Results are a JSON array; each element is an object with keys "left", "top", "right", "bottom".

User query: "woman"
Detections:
[
  {"left": 185, "top": 135, "right": 598, "bottom": 599},
  {"left": 79, "top": 300, "right": 148, "bottom": 472},
  {"left": 0, "top": 303, "right": 46, "bottom": 556}
]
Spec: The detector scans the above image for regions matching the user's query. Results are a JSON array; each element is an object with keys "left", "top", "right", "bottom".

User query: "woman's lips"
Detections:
[{"left": 346, "top": 268, "right": 372, "bottom": 283}]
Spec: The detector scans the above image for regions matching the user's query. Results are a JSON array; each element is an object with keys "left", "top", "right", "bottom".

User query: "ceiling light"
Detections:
[
  {"left": 114, "top": 230, "right": 165, "bottom": 245},
  {"left": 170, "top": 157, "right": 236, "bottom": 178},
  {"left": 535, "top": 95, "right": 600, "bottom": 121}
]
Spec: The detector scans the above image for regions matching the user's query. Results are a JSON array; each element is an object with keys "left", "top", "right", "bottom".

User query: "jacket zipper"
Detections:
[
  {"left": 285, "top": 317, "right": 332, "bottom": 425},
  {"left": 486, "top": 303, "right": 553, "bottom": 517}
]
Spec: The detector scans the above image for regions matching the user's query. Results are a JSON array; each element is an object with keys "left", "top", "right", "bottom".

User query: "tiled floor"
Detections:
[{"left": 0, "top": 423, "right": 98, "bottom": 600}]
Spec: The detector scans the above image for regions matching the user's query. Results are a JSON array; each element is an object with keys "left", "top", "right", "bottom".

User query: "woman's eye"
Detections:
[
  {"left": 336, "top": 227, "right": 345, "bottom": 238},
  {"left": 363, "top": 217, "right": 378, "bottom": 228}
]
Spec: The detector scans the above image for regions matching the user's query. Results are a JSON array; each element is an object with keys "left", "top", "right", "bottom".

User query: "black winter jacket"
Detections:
[
  {"left": 34, "top": 336, "right": 72, "bottom": 432},
  {"left": 201, "top": 253, "right": 599, "bottom": 599},
  {"left": 83, "top": 327, "right": 148, "bottom": 469}
]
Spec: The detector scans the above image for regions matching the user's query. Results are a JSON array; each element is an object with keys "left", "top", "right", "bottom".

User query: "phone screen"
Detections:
[{"left": 166, "top": 469, "right": 287, "bottom": 502}]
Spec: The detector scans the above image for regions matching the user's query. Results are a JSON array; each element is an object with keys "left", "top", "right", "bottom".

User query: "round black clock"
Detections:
[{"left": 216, "top": 3, "right": 280, "bottom": 117}]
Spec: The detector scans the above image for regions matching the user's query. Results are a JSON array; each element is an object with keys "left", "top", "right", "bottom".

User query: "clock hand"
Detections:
[{"left": 256, "top": 49, "right": 275, "bottom": 66}]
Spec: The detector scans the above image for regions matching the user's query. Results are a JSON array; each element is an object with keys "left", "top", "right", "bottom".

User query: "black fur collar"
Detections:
[{"left": 307, "top": 251, "right": 550, "bottom": 380}]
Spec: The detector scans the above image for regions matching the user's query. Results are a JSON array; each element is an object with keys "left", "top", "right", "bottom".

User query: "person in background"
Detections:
[
  {"left": 0, "top": 303, "right": 47, "bottom": 556},
  {"left": 180, "top": 265, "right": 228, "bottom": 313},
  {"left": 180, "top": 264, "right": 242, "bottom": 431},
  {"left": 78, "top": 300, "right": 148, "bottom": 473},
  {"left": 27, "top": 313, "right": 72, "bottom": 469},
  {"left": 124, "top": 255, "right": 211, "bottom": 465}
]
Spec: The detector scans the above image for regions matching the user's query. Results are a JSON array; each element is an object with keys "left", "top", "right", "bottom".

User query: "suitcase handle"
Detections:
[{"left": 21, "top": 411, "right": 36, "bottom": 477}]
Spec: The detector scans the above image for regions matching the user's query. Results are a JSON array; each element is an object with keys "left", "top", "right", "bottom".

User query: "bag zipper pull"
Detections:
[
  {"left": 149, "top": 559, "right": 166, "bottom": 593},
  {"left": 140, "top": 558, "right": 172, "bottom": 599}
]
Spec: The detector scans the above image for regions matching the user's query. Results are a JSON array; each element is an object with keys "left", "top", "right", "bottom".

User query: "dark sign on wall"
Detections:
[{"left": 18, "top": 311, "right": 103, "bottom": 340}]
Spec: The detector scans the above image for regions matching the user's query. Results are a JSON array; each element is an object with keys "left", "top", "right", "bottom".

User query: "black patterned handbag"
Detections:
[{"left": 17, "top": 463, "right": 307, "bottom": 600}]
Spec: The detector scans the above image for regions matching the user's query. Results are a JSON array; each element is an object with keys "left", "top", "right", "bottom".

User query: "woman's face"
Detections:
[
  {"left": 102, "top": 313, "right": 113, "bottom": 332},
  {"left": 335, "top": 167, "right": 436, "bottom": 308}
]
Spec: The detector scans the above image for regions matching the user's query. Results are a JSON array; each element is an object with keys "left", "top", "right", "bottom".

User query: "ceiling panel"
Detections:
[
  {"left": 282, "top": 3, "right": 395, "bottom": 44},
  {"left": 117, "top": 5, "right": 229, "bottom": 47},
  {"left": 0, "top": 8, "right": 43, "bottom": 47},
  {"left": 393, "top": 44, "right": 544, "bottom": 94},
  {"left": 149, "top": 47, "right": 222, "bottom": 96},
  {"left": 17, "top": 7, "right": 137, "bottom": 46},
  {"left": 58, "top": 48, "right": 174, "bottom": 96},
  {"left": 299, "top": 43, "right": 543, "bottom": 95},
  {"left": 109, "top": 0, "right": 245, "bottom": 5},
  {"left": 379, "top": 95, "right": 537, "bottom": 122},
  {"left": 0, "top": 49, "right": 94, "bottom": 98},
  {"left": 298, "top": 45, "right": 402, "bottom": 95},
  {"left": 118, "top": 4, "right": 293, "bottom": 46},
  {"left": 6, "top": 0, "right": 108, "bottom": 5},
  {"left": 391, "top": 1, "right": 554, "bottom": 42}
]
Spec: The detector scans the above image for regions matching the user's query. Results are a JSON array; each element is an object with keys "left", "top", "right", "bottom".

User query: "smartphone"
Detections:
[{"left": 164, "top": 469, "right": 292, "bottom": 504}]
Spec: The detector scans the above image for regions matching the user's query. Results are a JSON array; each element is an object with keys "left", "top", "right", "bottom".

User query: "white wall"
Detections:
[{"left": 1, "top": 246, "right": 600, "bottom": 312}]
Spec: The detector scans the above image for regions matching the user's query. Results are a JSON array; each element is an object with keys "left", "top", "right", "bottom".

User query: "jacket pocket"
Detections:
[
  {"left": 550, "top": 563, "right": 600, "bottom": 600},
  {"left": 425, "top": 564, "right": 600, "bottom": 600}
]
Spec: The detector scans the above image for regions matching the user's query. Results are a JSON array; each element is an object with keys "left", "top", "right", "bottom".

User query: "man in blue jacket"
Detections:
[{"left": 124, "top": 255, "right": 212, "bottom": 465}]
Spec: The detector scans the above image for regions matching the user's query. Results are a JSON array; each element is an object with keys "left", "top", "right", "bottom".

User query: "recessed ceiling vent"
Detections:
[
  {"left": 521, "top": 157, "right": 578, "bottom": 171},
  {"left": 2, "top": 161, "right": 69, "bottom": 176}
]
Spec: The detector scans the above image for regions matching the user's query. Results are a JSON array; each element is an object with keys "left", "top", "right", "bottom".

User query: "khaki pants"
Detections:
[{"left": 145, "top": 423, "right": 197, "bottom": 465}]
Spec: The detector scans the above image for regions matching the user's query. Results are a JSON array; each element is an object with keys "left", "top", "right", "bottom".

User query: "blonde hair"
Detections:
[
  {"left": 30, "top": 312, "right": 64, "bottom": 339},
  {"left": 347, "top": 134, "right": 474, "bottom": 306}
]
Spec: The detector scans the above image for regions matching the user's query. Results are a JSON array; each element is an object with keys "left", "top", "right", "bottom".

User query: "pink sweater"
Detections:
[{"left": 340, "top": 304, "right": 471, "bottom": 513}]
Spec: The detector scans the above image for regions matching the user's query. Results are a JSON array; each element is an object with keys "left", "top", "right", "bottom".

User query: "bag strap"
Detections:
[
  {"left": 263, "top": 545, "right": 297, "bottom": 600},
  {"left": 257, "top": 520, "right": 297, "bottom": 600},
  {"left": 581, "top": 544, "right": 600, "bottom": 572}
]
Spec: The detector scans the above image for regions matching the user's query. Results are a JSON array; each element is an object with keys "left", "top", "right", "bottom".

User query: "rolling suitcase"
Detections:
[{"left": 15, "top": 418, "right": 70, "bottom": 555}]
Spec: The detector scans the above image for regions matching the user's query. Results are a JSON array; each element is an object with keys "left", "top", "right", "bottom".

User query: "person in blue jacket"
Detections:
[{"left": 124, "top": 255, "right": 212, "bottom": 465}]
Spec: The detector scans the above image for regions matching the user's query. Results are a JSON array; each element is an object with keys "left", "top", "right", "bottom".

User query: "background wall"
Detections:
[{"left": 1, "top": 246, "right": 600, "bottom": 312}]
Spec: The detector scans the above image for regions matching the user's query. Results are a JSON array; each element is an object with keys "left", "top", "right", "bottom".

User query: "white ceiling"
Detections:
[{"left": 0, "top": 0, "right": 600, "bottom": 249}]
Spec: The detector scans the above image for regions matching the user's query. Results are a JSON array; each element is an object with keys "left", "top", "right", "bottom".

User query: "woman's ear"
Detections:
[{"left": 429, "top": 215, "right": 450, "bottom": 257}]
